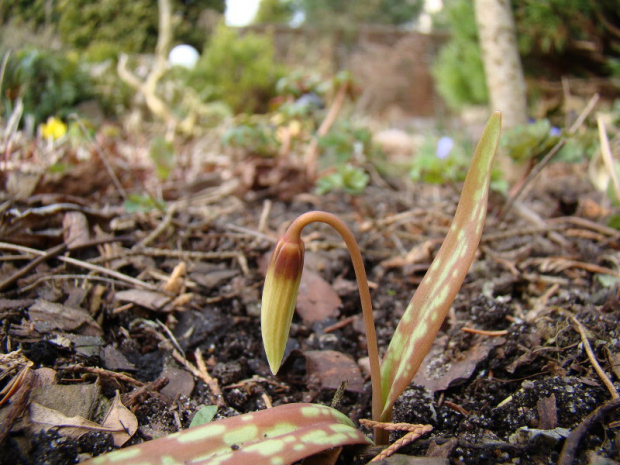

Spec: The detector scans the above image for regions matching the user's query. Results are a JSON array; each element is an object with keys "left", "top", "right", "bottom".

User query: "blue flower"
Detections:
[{"left": 436, "top": 136, "right": 454, "bottom": 159}]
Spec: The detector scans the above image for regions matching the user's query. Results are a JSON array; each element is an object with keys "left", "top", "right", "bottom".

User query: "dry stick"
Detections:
[
  {"left": 89, "top": 247, "right": 243, "bottom": 264},
  {"left": 172, "top": 349, "right": 224, "bottom": 407},
  {"left": 500, "top": 93, "right": 600, "bottom": 221},
  {"left": 133, "top": 204, "right": 177, "bottom": 249},
  {"left": 62, "top": 365, "right": 145, "bottom": 387},
  {"left": 18, "top": 274, "right": 134, "bottom": 295},
  {"left": 548, "top": 216, "right": 620, "bottom": 238},
  {"left": 0, "top": 242, "right": 67, "bottom": 291},
  {"left": 258, "top": 199, "right": 272, "bottom": 235},
  {"left": 567, "top": 314, "right": 619, "bottom": 399},
  {"left": 461, "top": 327, "right": 509, "bottom": 337},
  {"left": 360, "top": 419, "right": 433, "bottom": 462},
  {"left": 304, "top": 81, "right": 349, "bottom": 182},
  {"left": 596, "top": 114, "right": 620, "bottom": 203},
  {"left": 194, "top": 348, "right": 224, "bottom": 403},
  {"left": 0, "top": 242, "right": 162, "bottom": 292},
  {"left": 558, "top": 397, "right": 620, "bottom": 465}
]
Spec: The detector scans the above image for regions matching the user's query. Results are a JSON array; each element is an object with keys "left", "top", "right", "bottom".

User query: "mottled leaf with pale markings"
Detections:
[{"left": 379, "top": 112, "right": 502, "bottom": 420}]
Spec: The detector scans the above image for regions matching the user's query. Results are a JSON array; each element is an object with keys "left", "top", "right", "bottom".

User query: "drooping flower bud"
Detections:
[{"left": 261, "top": 234, "right": 305, "bottom": 374}]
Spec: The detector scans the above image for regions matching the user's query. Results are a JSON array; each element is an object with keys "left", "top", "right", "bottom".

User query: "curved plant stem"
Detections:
[{"left": 285, "top": 211, "right": 383, "bottom": 441}]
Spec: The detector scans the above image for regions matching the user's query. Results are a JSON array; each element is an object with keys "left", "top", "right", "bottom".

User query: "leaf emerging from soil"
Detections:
[{"left": 379, "top": 112, "right": 502, "bottom": 420}]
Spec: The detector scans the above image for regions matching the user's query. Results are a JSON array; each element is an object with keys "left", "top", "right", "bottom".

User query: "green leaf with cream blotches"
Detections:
[
  {"left": 379, "top": 111, "right": 502, "bottom": 420},
  {"left": 84, "top": 403, "right": 372, "bottom": 465}
]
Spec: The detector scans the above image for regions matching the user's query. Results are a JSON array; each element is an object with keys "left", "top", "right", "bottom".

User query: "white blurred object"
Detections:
[{"left": 168, "top": 45, "right": 199, "bottom": 69}]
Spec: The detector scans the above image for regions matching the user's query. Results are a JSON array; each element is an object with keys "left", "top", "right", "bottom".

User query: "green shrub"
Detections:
[
  {"left": 187, "top": 23, "right": 286, "bottom": 114},
  {"left": 431, "top": 0, "right": 488, "bottom": 111},
  {"left": 55, "top": 0, "right": 224, "bottom": 54},
  {"left": 1, "top": 48, "right": 93, "bottom": 125}
]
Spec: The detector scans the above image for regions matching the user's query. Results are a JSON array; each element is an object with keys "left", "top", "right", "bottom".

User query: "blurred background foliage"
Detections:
[
  {"left": 1, "top": 0, "right": 225, "bottom": 55},
  {"left": 433, "top": 0, "right": 620, "bottom": 111},
  {"left": 1, "top": 0, "right": 618, "bottom": 120},
  {"left": 185, "top": 23, "right": 285, "bottom": 114},
  {"left": 1, "top": 48, "right": 93, "bottom": 125},
  {"left": 254, "top": 0, "right": 424, "bottom": 27},
  {"left": 0, "top": 0, "right": 618, "bottom": 197}
]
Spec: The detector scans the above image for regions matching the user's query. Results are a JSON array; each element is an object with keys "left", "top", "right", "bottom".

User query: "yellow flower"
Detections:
[
  {"left": 261, "top": 234, "right": 305, "bottom": 374},
  {"left": 40, "top": 117, "right": 67, "bottom": 140}
]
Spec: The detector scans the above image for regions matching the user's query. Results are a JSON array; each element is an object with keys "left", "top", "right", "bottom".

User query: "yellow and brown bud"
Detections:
[{"left": 261, "top": 234, "right": 305, "bottom": 374}]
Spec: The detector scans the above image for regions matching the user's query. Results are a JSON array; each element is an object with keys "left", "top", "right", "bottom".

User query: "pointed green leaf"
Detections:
[
  {"left": 84, "top": 403, "right": 372, "bottom": 465},
  {"left": 379, "top": 112, "right": 502, "bottom": 420}
]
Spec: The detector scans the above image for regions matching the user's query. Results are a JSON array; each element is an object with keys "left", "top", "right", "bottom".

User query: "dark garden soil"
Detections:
[{"left": 1, "top": 146, "right": 620, "bottom": 465}]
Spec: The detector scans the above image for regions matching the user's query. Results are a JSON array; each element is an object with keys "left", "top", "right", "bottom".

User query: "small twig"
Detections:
[
  {"left": 121, "top": 377, "right": 170, "bottom": 407},
  {"left": 0, "top": 242, "right": 163, "bottom": 292},
  {"left": 133, "top": 205, "right": 177, "bottom": 249},
  {"left": 261, "top": 393, "right": 273, "bottom": 409},
  {"left": 461, "top": 327, "right": 509, "bottom": 337},
  {"left": 194, "top": 348, "right": 224, "bottom": 402},
  {"left": 324, "top": 316, "right": 355, "bottom": 333},
  {"left": 17, "top": 273, "right": 134, "bottom": 295},
  {"left": 156, "top": 319, "right": 185, "bottom": 358},
  {"left": 444, "top": 401, "right": 470, "bottom": 416},
  {"left": 89, "top": 247, "right": 243, "bottom": 265},
  {"left": 0, "top": 243, "right": 67, "bottom": 291},
  {"left": 558, "top": 397, "right": 620, "bottom": 465},
  {"left": 305, "top": 80, "right": 349, "bottom": 182},
  {"left": 62, "top": 364, "right": 144, "bottom": 387},
  {"left": 172, "top": 349, "right": 224, "bottom": 407},
  {"left": 567, "top": 314, "right": 619, "bottom": 399},
  {"left": 500, "top": 93, "right": 599, "bottom": 221},
  {"left": 257, "top": 199, "right": 272, "bottom": 235},
  {"left": 596, "top": 113, "right": 620, "bottom": 203},
  {"left": 225, "top": 223, "right": 276, "bottom": 243},
  {"left": 360, "top": 419, "right": 433, "bottom": 462}
]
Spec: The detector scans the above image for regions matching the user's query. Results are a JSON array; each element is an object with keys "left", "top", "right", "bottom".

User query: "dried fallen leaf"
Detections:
[
  {"left": 296, "top": 270, "right": 341, "bottom": 324},
  {"left": 304, "top": 350, "right": 364, "bottom": 393},
  {"left": 28, "top": 300, "right": 102, "bottom": 336},
  {"left": 114, "top": 289, "right": 172, "bottom": 312},
  {"left": 413, "top": 338, "right": 504, "bottom": 392},
  {"left": 28, "top": 391, "right": 137, "bottom": 447},
  {"left": 63, "top": 211, "right": 91, "bottom": 248},
  {"left": 101, "top": 391, "right": 138, "bottom": 446}
]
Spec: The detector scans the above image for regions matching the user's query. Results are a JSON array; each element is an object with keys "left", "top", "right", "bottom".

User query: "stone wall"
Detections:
[{"left": 239, "top": 25, "right": 447, "bottom": 118}]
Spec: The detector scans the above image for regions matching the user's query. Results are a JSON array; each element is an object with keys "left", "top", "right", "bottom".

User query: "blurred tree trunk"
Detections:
[{"left": 474, "top": 0, "right": 527, "bottom": 130}]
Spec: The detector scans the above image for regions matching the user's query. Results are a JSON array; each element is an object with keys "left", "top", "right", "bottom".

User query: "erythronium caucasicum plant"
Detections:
[
  {"left": 261, "top": 111, "right": 502, "bottom": 440},
  {"left": 82, "top": 112, "right": 501, "bottom": 465}
]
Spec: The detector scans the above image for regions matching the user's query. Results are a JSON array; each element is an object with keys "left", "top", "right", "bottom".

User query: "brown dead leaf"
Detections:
[
  {"left": 536, "top": 394, "right": 558, "bottom": 430},
  {"left": 608, "top": 351, "right": 620, "bottom": 380},
  {"left": 63, "top": 211, "right": 91, "bottom": 248},
  {"left": 413, "top": 338, "right": 504, "bottom": 392},
  {"left": 296, "top": 270, "right": 342, "bottom": 324},
  {"left": 114, "top": 289, "right": 172, "bottom": 312},
  {"left": 380, "top": 239, "right": 436, "bottom": 269},
  {"left": 101, "top": 391, "right": 138, "bottom": 446},
  {"left": 29, "top": 403, "right": 115, "bottom": 440},
  {"left": 28, "top": 300, "right": 102, "bottom": 336},
  {"left": 28, "top": 391, "right": 136, "bottom": 447},
  {"left": 304, "top": 350, "right": 364, "bottom": 393}
]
